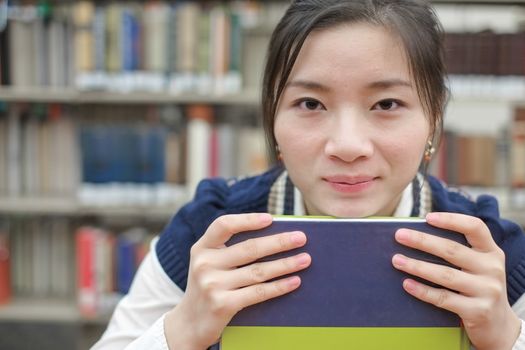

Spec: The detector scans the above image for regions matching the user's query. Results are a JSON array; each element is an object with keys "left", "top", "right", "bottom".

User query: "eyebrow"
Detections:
[
  {"left": 285, "top": 80, "right": 331, "bottom": 93},
  {"left": 366, "top": 79, "right": 412, "bottom": 90}
]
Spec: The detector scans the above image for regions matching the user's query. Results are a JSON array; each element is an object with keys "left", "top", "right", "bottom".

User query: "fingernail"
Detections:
[
  {"left": 259, "top": 213, "right": 273, "bottom": 223},
  {"left": 403, "top": 279, "right": 418, "bottom": 293},
  {"left": 426, "top": 212, "right": 439, "bottom": 222},
  {"left": 287, "top": 276, "right": 301, "bottom": 288},
  {"left": 392, "top": 254, "right": 407, "bottom": 268},
  {"left": 395, "top": 229, "right": 410, "bottom": 242},
  {"left": 290, "top": 232, "right": 306, "bottom": 245},
  {"left": 296, "top": 253, "right": 310, "bottom": 267}
]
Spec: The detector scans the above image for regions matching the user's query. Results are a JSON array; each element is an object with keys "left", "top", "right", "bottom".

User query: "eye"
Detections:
[
  {"left": 297, "top": 98, "right": 324, "bottom": 111},
  {"left": 373, "top": 99, "right": 402, "bottom": 111}
]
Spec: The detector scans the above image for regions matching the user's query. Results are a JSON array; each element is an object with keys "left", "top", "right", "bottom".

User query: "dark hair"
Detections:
[{"left": 262, "top": 0, "right": 448, "bottom": 159}]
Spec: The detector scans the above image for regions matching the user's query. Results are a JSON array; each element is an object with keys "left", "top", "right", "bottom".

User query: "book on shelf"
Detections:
[
  {"left": 0, "top": 111, "right": 6, "bottom": 194},
  {"left": 511, "top": 108, "right": 525, "bottom": 188},
  {"left": 0, "top": 223, "right": 10, "bottom": 305},
  {"left": 221, "top": 216, "right": 470, "bottom": 350},
  {"left": 115, "top": 228, "right": 150, "bottom": 295},
  {"left": 73, "top": 1, "right": 94, "bottom": 74},
  {"left": 429, "top": 130, "right": 503, "bottom": 188},
  {"left": 0, "top": 10, "right": 9, "bottom": 86},
  {"left": 186, "top": 104, "right": 214, "bottom": 195},
  {"left": 6, "top": 105, "right": 21, "bottom": 197}
]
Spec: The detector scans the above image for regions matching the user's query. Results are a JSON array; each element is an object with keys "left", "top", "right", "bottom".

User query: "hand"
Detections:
[
  {"left": 391, "top": 212, "right": 521, "bottom": 350},
  {"left": 165, "top": 213, "right": 311, "bottom": 350}
]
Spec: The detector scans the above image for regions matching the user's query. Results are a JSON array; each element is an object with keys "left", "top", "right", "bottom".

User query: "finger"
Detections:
[
  {"left": 197, "top": 213, "right": 273, "bottom": 248},
  {"left": 224, "top": 253, "right": 311, "bottom": 288},
  {"left": 232, "top": 276, "right": 302, "bottom": 310},
  {"left": 401, "top": 278, "right": 476, "bottom": 318},
  {"left": 219, "top": 231, "right": 307, "bottom": 267},
  {"left": 392, "top": 254, "right": 481, "bottom": 296},
  {"left": 426, "top": 212, "right": 497, "bottom": 252},
  {"left": 395, "top": 228, "right": 482, "bottom": 272}
]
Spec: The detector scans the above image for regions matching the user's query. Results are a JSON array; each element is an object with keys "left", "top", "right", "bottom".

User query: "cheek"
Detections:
[
  {"left": 273, "top": 112, "right": 288, "bottom": 146},
  {"left": 383, "top": 130, "right": 427, "bottom": 167},
  {"left": 274, "top": 113, "right": 317, "bottom": 151}
]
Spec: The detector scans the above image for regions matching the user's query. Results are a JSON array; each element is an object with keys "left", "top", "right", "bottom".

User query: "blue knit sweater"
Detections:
[{"left": 156, "top": 166, "right": 525, "bottom": 304}]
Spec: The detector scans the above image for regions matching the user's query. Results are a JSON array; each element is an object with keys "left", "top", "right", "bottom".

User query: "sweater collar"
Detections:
[{"left": 268, "top": 170, "right": 431, "bottom": 217}]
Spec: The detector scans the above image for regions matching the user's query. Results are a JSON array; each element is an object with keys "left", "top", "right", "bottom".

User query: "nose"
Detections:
[{"left": 324, "top": 108, "right": 374, "bottom": 163}]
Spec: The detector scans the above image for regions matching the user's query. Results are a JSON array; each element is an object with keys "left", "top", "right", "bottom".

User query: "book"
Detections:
[
  {"left": 72, "top": 1, "right": 95, "bottom": 73},
  {"left": 221, "top": 217, "right": 470, "bottom": 350},
  {"left": 6, "top": 106, "right": 21, "bottom": 197},
  {"left": 186, "top": 105, "right": 214, "bottom": 195},
  {"left": 0, "top": 113, "right": 6, "bottom": 195},
  {"left": 76, "top": 226, "right": 98, "bottom": 317},
  {"left": 116, "top": 227, "right": 147, "bottom": 295},
  {"left": 512, "top": 109, "right": 525, "bottom": 188},
  {"left": 0, "top": 223, "right": 10, "bottom": 305}
]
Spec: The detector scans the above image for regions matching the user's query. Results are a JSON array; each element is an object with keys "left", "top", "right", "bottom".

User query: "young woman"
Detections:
[{"left": 92, "top": 1, "right": 525, "bottom": 349}]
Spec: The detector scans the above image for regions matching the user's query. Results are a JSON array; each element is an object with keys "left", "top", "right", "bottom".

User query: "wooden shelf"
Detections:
[
  {"left": 0, "top": 299, "right": 111, "bottom": 325},
  {"left": 0, "top": 196, "right": 181, "bottom": 220},
  {"left": 0, "top": 87, "right": 260, "bottom": 106},
  {"left": 0, "top": 83, "right": 523, "bottom": 107},
  {"left": 433, "top": 0, "right": 525, "bottom": 4}
]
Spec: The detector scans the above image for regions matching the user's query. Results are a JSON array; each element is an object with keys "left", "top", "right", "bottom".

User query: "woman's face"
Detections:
[{"left": 274, "top": 23, "right": 431, "bottom": 217}]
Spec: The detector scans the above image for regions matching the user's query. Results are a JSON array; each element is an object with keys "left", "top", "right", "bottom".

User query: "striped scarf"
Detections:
[{"left": 267, "top": 171, "right": 432, "bottom": 217}]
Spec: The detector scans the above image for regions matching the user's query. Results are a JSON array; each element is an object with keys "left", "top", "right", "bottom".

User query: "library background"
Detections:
[{"left": 0, "top": 0, "right": 524, "bottom": 349}]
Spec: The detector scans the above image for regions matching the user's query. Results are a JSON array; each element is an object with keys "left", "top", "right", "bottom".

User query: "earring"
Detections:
[
  {"left": 424, "top": 140, "right": 435, "bottom": 162},
  {"left": 276, "top": 145, "right": 283, "bottom": 161}
]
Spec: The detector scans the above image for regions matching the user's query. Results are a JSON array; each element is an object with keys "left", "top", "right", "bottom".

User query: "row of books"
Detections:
[
  {"left": 76, "top": 225, "right": 153, "bottom": 317},
  {"left": 0, "top": 216, "right": 156, "bottom": 318},
  {"left": 4, "top": 2, "right": 525, "bottom": 95},
  {"left": 0, "top": 104, "right": 79, "bottom": 198},
  {"left": 444, "top": 31, "right": 525, "bottom": 76},
  {"left": 0, "top": 104, "right": 268, "bottom": 204},
  {"left": 1, "top": 1, "right": 287, "bottom": 94},
  {"left": 430, "top": 107, "right": 525, "bottom": 192},
  {"left": 5, "top": 217, "right": 74, "bottom": 300},
  {"left": 430, "top": 131, "right": 504, "bottom": 188}
]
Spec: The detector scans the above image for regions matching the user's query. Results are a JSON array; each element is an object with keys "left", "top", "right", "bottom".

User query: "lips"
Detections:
[
  {"left": 323, "top": 175, "right": 376, "bottom": 185},
  {"left": 323, "top": 175, "right": 377, "bottom": 193}
]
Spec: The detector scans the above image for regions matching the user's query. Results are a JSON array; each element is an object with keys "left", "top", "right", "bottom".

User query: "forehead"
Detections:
[{"left": 288, "top": 23, "right": 412, "bottom": 86}]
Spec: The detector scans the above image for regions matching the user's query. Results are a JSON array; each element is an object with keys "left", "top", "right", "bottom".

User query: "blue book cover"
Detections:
[
  {"left": 117, "top": 125, "right": 137, "bottom": 183},
  {"left": 135, "top": 125, "right": 166, "bottom": 184},
  {"left": 80, "top": 125, "right": 113, "bottom": 184},
  {"left": 121, "top": 8, "right": 139, "bottom": 71},
  {"left": 220, "top": 217, "right": 470, "bottom": 350},
  {"left": 116, "top": 236, "right": 135, "bottom": 294}
]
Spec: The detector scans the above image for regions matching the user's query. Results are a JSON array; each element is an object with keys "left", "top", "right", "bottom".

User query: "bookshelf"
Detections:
[
  {"left": 0, "top": 1, "right": 524, "bottom": 350},
  {"left": 0, "top": 197, "right": 178, "bottom": 219},
  {"left": 434, "top": 0, "right": 525, "bottom": 3},
  {"left": 0, "top": 1, "right": 276, "bottom": 349},
  {"left": 0, "top": 298, "right": 109, "bottom": 324},
  {"left": 0, "top": 86, "right": 260, "bottom": 105}
]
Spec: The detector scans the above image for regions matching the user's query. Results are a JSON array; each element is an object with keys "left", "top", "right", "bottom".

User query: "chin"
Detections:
[{"left": 323, "top": 205, "right": 377, "bottom": 219}]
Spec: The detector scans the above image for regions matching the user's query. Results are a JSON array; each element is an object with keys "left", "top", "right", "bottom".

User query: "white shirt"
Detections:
[{"left": 91, "top": 185, "right": 525, "bottom": 350}]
